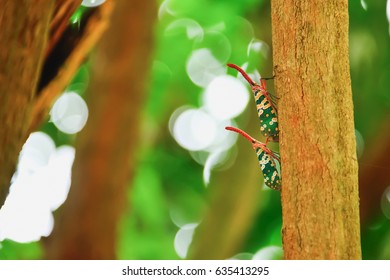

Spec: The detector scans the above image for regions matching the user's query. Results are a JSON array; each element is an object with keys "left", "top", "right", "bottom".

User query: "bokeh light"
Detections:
[
  {"left": 0, "top": 133, "right": 75, "bottom": 243},
  {"left": 43, "top": 146, "right": 75, "bottom": 211},
  {"left": 186, "top": 49, "right": 226, "bottom": 87},
  {"left": 50, "top": 92, "right": 89, "bottom": 134},
  {"left": 355, "top": 129, "right": 365, "bottom": 159},
  {"left": 16, "top": 132, "right": 56, "bottom": 176},
  {"left": 203, "top": 151, "right": 228, "bottom": 185},
  {"left": 228, "top": 252, "right": 253, "bottom": 260},
  {"left": 170, "top": 106, "right": 237, "bottom": 181},
  {"left": 202, "top": 75, "right": 249, "bottom": 120},
  {"left": 171, "top": 108, "right": 217, "bottom": 151},
  {"left": 381, "top": 186, "right": 390, "bottom": 219},
  {"left": 0, "top": 191, "right": 54, "bottom": 243},
  {"left": 174, "top": 223, "right": 198, "bottom": 259},
  {"left": 81, "top": 0, "right": 106, "bottom": 7},
  {"left": 188, "top": 150, "right": 209, "bottom": 166},
  {"left": 163, "top": 0, "right": 200, "bottom": 17},
  {"left": 193, "top": 31, "right": 231, "bottom": 63},
  {"left": 204, "top": 120, "right": 237, "bottom": 152},
  {"left": 252, "top": 245, "right": 283, "bottom": 260},
  {"left": 247, "top": 39, "right": 270, "bottom": 61},
  {"left": 360, "top": 0, "right": 367, "bottom": 10},
  {"left": 229, "top": 16, "right": 254, "bottom": 45},
  {"left": 170, "top": 207, "right": 202, "bottom": 229},
  {"left": 165, "top": 18, "right": 204, "bottom": 40},
  {"left": 387, "top": 0, "right": 390, "bottom": 35},
  {"left": 158, "top": 0, "right": 175, "bottom": 19}
]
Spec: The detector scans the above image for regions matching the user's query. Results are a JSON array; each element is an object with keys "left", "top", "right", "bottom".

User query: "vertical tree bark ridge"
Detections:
[
  {"left": 271, "top": 0, "right": 361, "bottom": 259},
  {"left": 45, "top": 0, "right": 156, "bottom": 259},
  {"left": 0, "top": 0, "right": 54, "bottom": 207}
]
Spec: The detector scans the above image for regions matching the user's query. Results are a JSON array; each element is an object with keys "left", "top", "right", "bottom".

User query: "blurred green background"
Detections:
[{"left": 1, "top": 0, "right": 390, "bottom": 260}]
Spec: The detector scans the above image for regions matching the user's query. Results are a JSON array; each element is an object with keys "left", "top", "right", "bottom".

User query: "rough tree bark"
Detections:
[
  {"left": 0, "top": 0, "right": 54, "bottom": 207},
  {"left": 271, "top": 0, "right": 361, "bottom": 259},
  {"left": 45, "top": 0, "right": 156, "bottom": 259}
]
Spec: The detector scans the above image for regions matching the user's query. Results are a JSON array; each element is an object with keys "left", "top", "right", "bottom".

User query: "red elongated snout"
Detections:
[
  {"left": 225, "top": 126, "right": 266, "bottom": 148},
  {"left": 225, "top": 126, "right": 279, "bottom": 161},
  {"left": 225, "top": 126, "right": 256, "bottom": 143},
  {"left": 227, "top": 63, "right": 256, "bottom": 86}
]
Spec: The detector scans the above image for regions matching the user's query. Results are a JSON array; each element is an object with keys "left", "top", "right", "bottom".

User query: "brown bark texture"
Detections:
[
  {"left": 271, "top": 0, "right": 361, "bottom": 259},
  {"left": 0, "top": 0, "right": 54, "bottom": 206},
  {"left": 45, "top": 0, "right": 156, "bottom": 259}
]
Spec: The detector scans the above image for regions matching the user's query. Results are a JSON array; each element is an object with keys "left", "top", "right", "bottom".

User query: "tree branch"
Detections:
[
  {"left": 47, "top": 0, "right": 83, "bottom": 58},
  {"left": 29, "top": 2, "right": 113, "bottom": 132}
]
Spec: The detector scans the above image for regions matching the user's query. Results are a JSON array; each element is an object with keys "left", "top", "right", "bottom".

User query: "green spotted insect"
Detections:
[
  {"left": 227, "top": 63, "right": 279, "bottom": 144},
  {"left": 226, "top": 126, "right": 281, "bottom": 191}
]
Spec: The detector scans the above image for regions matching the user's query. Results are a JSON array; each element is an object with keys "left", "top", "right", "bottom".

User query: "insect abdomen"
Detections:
[
  {"left": 254, "top": 90, "right": 279, "bottom": 140},
  {"left": 256, "top": 148, "right": 281, "bottom": 190}
]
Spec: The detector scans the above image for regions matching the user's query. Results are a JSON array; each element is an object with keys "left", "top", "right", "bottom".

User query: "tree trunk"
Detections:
[
  {"left": 271, "top": 0, "right": 361, "bottom": 259},
  {"left": 0, "top": 0, "right": 54, "bottom": 206},
  {"left": 45, "top": 0, "right": 156, "bottom": 259}
]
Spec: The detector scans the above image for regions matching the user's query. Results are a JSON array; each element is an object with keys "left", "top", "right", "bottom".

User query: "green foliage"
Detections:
[
  {"left": 148, "top": 0, "right": 267, "bottom": 121},
  {"left": 0, "top": 240, "right": 42, "bottom": 260},
  {"left": 350, "top": 1, "right": 390, "bottom": 137},
  {"left": 244, "top": 192, "right": 282, "bottom": 251}
]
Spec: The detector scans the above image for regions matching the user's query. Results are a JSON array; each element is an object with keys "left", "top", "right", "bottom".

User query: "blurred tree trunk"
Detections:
[
  {"left": 45, "top": 0, "right": 156, "bottom": 259},
  {"left": 359, "top": 118, "right": 390, "bottom": 225},
  {"left": 0, "top": 0, "right": 109, "bottom": 209},
  {"left": 0, "top": 1, "right": 54, "bottom": 206},
  {"left": 271, "top": 0, "right": 361, "bottom": 259}
]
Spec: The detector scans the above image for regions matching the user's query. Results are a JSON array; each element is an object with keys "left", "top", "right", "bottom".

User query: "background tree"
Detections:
[
  {"left": 0, "top": 0, "right": 109, "bottom": 207},
  {"left": 45, "top": 0, "right": 156, "bottom": 259},
  {"left": 0, "top": 0, "right": 54, "bottom": 206}
]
